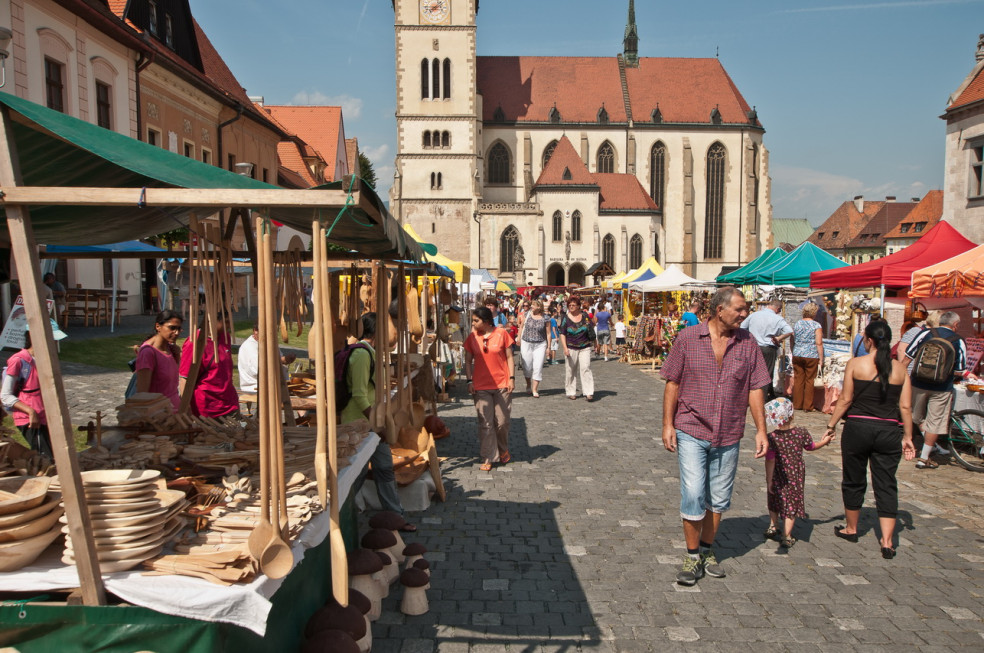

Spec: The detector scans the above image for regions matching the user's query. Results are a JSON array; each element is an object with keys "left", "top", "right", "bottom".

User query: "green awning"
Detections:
[{"left": 0, "top": 92, "right": 423, "bottom": 261}]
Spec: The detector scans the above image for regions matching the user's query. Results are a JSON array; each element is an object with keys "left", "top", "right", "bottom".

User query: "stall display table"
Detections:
[
  {"left": 954, "top": 385, "right": 984, "bottom": 433},
  {"left": 0, "top": 433, "right": 379, "bottom": 651}
]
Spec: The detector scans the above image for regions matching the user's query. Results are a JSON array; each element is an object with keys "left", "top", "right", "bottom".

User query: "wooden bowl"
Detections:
[
  {"left": 0, "top": 493, "right": 60, "bottom": 528},
  {"left": 0, "top": 522, "right": 63, "bottom": 571},
  {"left": 80, "top": 470, "right": 161, "bottom": 487},
  {"left": 0, "top": 477, "right": 52, "bottom": 516},
  {"left": 0, "top": 505, "right": 64, "bottom": 543},
  {"left": 62, "top": 546, "right": 163, "bottom": 572}
]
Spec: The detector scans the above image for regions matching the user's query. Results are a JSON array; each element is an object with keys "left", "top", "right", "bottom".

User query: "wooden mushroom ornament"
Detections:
[
  {"left": 368, "top": 511, "right": 409, "bottom": 563},
  {"left": 362, "top": 528, "right": 400, "bottom": 585},
  {"left": 402, "top": 542, "right": 427, "bottom": 570},
  {"left": 347, "top": 549, "right": 383, "bottom": 620},
  {"left": 412, "top": 557, "right": 430, "bottom": 579},
  {"left": 400, "top": 567, "right": 430, "bottom": 616},
  {"left": 303, "top": 597, "right": 366, "bottom": 645},
  {"left": 347, "top": 589, "right": 373, "bottom": 653},
  {"left": 374, "top": 551, "right": 396, "bottom": 595}
]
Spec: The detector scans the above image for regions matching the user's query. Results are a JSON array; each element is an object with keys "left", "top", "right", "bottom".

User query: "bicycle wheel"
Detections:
[{"left": 948, "top": 409, "right": 984, "bottom": 473}]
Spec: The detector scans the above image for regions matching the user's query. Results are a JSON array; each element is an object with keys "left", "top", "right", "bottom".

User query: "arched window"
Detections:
[
  {"left": 597, "top": 141, "right": 615, "bottom": 173},
  {"left": 602, "top": 234, "right": 616, "bottom": 267},
  {"left": 432, "top": 130, "right": 440, "bottom": 146},
  {"left": 542, "top": 140, "right": 558, "bottom": 169},
  {"left": 487, "top": 142, "right": 511, "bottom": 185},
  {"left": 500, "top": 226, "right": 520, "bottom": 273},
  {"left": 423, "top": 132, "right": 431, "bottom": 148},
  {"left": 430, "top": 172, "right": 436, "bottom": 189},
  {"left": 441, "top": 131, "right": 450, "bottom": 147},
  {"left": 630, "top": 234, "right": 643, "bottom": 269},
  {"left": 571, "top": 210, "right": 582, "bottom": 242},
  {"left": 704, "top": 142, "right": 726, "bottom": 259},
  {"left": 552, "top": 211, "right": 562, "bottom": 242},
  {"left": 421, "top": 59, "right": 429, "bottom": 99},
  {"left": 650, "top": 142, "right": 666, "bottom": 210},
  {"left": 431, "top": 59, "right": 440, "bottom": 99},
  {"left": 437, "top": 172, "right": 442, "bottom": 188},
  {"left": 442, "top": 58, "right": 451, "bottom": 99}
]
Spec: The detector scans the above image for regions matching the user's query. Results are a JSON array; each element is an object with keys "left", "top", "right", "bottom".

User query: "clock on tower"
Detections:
[{"left": 419, "top": 0, "right": 450, "bottom": 25}]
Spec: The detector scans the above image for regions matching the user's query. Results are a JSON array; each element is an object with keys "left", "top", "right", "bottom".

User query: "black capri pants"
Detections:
[{"left": 841, "top": 417, "right": 903, "bottom": 518}]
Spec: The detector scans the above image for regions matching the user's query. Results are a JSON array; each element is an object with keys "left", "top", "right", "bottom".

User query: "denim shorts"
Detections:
[{"left": 677, "top": 430, "right": 741, "bottom": 521}]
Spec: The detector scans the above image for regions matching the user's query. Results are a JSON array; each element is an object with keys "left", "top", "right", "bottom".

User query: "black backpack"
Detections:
[
  {"left": 334, "top": 342, "right": 374, "bottom": 411},
  {"left": 911, "top": 328, "right": 960, "bottom": 385}
]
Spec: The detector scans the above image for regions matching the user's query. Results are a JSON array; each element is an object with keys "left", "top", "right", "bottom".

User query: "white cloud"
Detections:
[
  {"left": 289, "top": 91, "right": 363, "bottom": 120},
  {"left": 361, "top": 144, "right": 390, "bottom": 164},
  {"left": 770, "top": 165, "right": 864, "bottom": 224}
]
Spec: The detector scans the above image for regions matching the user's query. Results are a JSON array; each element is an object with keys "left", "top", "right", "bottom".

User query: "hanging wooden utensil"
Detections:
[{"left": 311, "top": 221, "right": 328, "bottom": 512}]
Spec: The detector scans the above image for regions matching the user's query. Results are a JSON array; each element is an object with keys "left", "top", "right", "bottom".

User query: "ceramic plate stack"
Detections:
[
  {"left": 59, "top": 470, "right": 189, "bottom": 572},
  {"left": 0, "top": 476, "right": 64, "bottom": 571}
]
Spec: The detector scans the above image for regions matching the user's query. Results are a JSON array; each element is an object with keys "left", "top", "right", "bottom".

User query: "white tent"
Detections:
[{"left": 628, "top": 264, "right": 715, "bottom": 292}]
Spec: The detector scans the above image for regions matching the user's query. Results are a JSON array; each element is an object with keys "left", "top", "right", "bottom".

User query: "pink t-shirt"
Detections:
[
  {"left": 135, "top": 343, "right": 181, "bottom": 412},
  {"left": 6, "top": 350, "right": 44, "bottom": 427},
  {"left": 179, "top": 330, "right": 238, "bottom": 417}
]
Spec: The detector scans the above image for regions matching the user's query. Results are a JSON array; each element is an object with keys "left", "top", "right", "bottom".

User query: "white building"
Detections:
[{"left": 942, "top": 34, "right": 984, "bottom": 243}]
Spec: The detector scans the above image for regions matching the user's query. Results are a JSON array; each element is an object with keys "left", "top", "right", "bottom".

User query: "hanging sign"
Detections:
[{"left": 965, "top": 338, "right": 984, "bottom": 375}]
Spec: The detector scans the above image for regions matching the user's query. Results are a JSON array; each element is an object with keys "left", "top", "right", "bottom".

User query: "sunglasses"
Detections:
[
  {"left": 164, "top": 324, "right": 183, "bottom": 332},
  {"left": 483, "top": 336, "right": 490, "bottom": 354}
]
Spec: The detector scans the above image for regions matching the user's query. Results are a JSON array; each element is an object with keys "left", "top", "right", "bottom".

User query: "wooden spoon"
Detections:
[{"left": 311, "top": 221, "right": 328, "bottom": 510}]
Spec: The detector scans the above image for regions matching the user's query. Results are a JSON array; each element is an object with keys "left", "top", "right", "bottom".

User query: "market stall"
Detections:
[{"left": 715, "top": 247, "right": 788, "bottom": 284}]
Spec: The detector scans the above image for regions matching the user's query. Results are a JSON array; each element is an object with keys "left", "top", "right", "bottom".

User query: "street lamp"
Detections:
[{"left": 0, "top": 27, "right": 13, "bottom": 89}]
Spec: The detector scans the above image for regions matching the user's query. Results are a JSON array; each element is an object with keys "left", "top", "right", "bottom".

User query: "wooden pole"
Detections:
[{"left": 0, "top": 106, "right": 106, "bottom": 605}]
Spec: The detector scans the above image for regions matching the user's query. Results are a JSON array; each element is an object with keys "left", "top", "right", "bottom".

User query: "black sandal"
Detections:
[
  {"left": 834, "top": 525, "right": 859, "bottom": 543},
  {"left": 764, "top": 525, "right": 780, "bottom": 540}
]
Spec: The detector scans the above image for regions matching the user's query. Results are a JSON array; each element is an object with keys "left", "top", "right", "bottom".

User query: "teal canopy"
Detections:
[
  {"left": 716, "top": 247, "right": 788, "bottom": 284},
  {"left": 746, "top": 241, "right": 848, "bottom": 287}
]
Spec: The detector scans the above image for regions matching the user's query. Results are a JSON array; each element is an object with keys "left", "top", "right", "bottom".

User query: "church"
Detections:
[{"left": 390, "top": 0, "right": 772, "bottom": 285}]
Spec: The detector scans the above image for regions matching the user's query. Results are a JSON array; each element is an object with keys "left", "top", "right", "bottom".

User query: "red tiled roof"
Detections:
[
  {"left": 595, "top": 173, "right": 658, "bottom": 211},
  {"left": 948, "top": 63, "right": 984, "bottom": 112},
  {"left": 477, "top": 56, "right": 758, "bottom": 126},
  {"left": 533, "top": 135, "right": 594, "bottom": 186},
  {"left": 845, "top": 201, "right": 918, "bottom": 249},
  {"left": 883, "top": 190, "right": 943, "bottom": 239},
  {"left": 260, "top": 106, "right": 344, "bottom": 180},
  {"left": 278, "top": 165, "right": 311, "bottom": 190},
  {"left": 276, "top": 142, "right": 319, "bottom": 188},
  {"left": 808, "top": 200, "right": 886, "bottom": 251},
  {"left": 192, "top": 19, "right": 253, "bottom": 107}
]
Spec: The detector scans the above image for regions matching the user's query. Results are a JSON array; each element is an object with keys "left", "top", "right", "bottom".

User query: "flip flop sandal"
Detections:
[
  {"left": 499, "top": 452, "right": 511, "bottom": 465},
  {"left": 479, "top": 462, "right": 493, "bottom": 472}
]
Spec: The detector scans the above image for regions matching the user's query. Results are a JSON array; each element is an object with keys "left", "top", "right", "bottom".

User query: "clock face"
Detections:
[{"left": 420, "top": 0, "right": 450, "bottom": 24}]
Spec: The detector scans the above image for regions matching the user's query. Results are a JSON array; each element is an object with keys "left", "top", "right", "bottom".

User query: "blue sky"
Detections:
[{"left": 193, "top": 0, "right": 984, "bottom": 226}]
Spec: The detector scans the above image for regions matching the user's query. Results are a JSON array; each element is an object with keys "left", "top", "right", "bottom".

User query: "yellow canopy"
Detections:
[
  {"left": 602, "top": 269, "right": 632, "bottom": 288},
  {"left": 618, "top": 258, "right": 664, "bottom": 286},
  {"left": 403, "top": 224, "right": 470, "bottom": 283}
]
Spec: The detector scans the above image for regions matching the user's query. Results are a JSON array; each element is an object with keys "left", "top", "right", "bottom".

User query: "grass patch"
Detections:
[
  {"left": 57, "top": 333, "right": 141, "bottom": 372},
  {"left": 3, "top": 415, "right": 89, "bottom": 451}
]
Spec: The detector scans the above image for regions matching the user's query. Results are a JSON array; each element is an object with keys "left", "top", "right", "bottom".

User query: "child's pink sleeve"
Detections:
[{"left": 801, "top": 427, "right": 817, "bottom": 451}]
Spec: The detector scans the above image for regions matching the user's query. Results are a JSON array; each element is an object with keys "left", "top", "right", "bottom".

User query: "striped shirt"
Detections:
[{"left": 661, "top": 323, "right": 771, "bottom": 446}]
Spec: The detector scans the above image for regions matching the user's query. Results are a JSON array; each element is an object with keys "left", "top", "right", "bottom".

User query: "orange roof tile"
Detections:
[
  {"left": 261, "top": 106, "right": 344, "bottom": 180},
  {"left": 845, "top": 201, "right": 918, "bottom": 249},
  {"left": 276, "top": 142, "right": 319, "bottom": 188},
  {"left": 477, "top": 56, "right": 758, "bottom": 126},
  {"left": 595, "top": 173, "right": 658, "bottom": 211},
  {"left": 533, "top": 135, "right": 595, "bottom": 187},
  {"left": 808, "top": 200, "right": 886, "bottom": 251},
  {"left": 883, "top": 190, "right": 943, "bottom": 239},
  {"left": 192, "top": 19, "right": 254, "bottom": 107},
  {"left": 278, "top": 165, "right": 311, "bottom": 190},
  {"left": 948, "top": 63, "right": 984, "bottom": 112}
]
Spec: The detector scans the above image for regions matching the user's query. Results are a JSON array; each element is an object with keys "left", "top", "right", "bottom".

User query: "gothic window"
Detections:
[
  {"left": 430, "top": 172, "right": 442, "bottom": 190},
  {"left": 552, "top": 211, "right": 562, "bottom": 242},
  {"left": 543, "top": 140, "right": 558, "bottom": 169},
  {"left": 597, "top": 141, "right": 615, "bottom": 173},
  {"left": 500, "top": 226, "right": 520, "bottom": 273},
  {"left": 630, "top": 234, "right": 643, "bottom": 269},
  {"left": 602, "top": 234, "right": 616, "bottom": 268},
  {"left": 487, "top": 142, "right": 511, "bottom": 185},
  {"left": 549, "top": 106, "right": 561, "bottom": 123},
  {"left": 972, "top": 143, "right": 983, "bottom": 198},
  {"left": 441, "top": 131, "right": 450, "bottom": 147},
  {"left": 442, "top": 59, "right": 451, "bottom": 99},
  {"left": 650, "top": 142, "right": 666, "bottom": 210},
  {"left": 598, "top": 105, "right": 609, "bottom": 124},
  {"left": 432, "top": 59, "right": 440, "bottom": 99},
  {"left": 421, "top": 59, "right": 429, "bottom": 99},
  {"left": 432, "top": 130, "right": 440, "bottom": 146},
  {"left": 562, "top": 167, "right": 572, "bottom": 181},
  {"left": 423, "top": 132, "right": 431, "bottom": 148},
  {"left": 704, "top": 142, "right": 726, "bottom": 259},
  {"left": 571, "top": 210, "right": 582, "bottom": 242}
]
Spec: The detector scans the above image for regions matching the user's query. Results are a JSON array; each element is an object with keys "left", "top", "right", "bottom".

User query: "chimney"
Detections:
[
  {"left": 853, "top": 195, "right": 864, "bottom": 213},
  {"left": 911, "top": 197, "right": 920, "bottom": 202},
  {"left": 977, "top": 34, "right": 984, "bottom": 63},
  {"left": 885, "top": 195, "right": 896, "bottom": 202},
  {"left": 249, "top": 95, "right": 264, "bottom": 106}
]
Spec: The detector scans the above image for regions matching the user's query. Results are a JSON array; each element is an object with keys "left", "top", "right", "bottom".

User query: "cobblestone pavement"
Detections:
[{"left": 52, "top": 348, "right": 984, "bottom": 650}]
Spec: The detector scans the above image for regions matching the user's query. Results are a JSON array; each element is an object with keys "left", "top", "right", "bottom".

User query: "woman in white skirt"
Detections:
[{"left": 517, "top": 299, "right": 552, "bottom": 398}]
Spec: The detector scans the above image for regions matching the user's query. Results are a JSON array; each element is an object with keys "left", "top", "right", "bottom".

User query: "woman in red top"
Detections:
[
  {"left": 463, "top": 306, "right": 515, "bottom": 471},
  {"left": 179, "top": 315, "right": 239, "bottom": 417},
  {"left": 135, "top": 310, "right": 183, "bottom": 412}
]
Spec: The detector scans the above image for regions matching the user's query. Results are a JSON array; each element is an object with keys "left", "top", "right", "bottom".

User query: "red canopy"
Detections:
[{"left": 810, "top": 221, "right": 976, "bottom": 289}]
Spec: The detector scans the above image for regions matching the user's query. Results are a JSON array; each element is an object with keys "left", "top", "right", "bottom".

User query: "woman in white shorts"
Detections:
[{"left": 518, "top": 300, "right": 552, "bottom": 397}]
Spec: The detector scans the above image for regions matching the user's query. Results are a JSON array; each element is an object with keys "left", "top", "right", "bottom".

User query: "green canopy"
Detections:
[
  {"left": 746, "top": 241, "right": 848, "bottom": 287},
  {"left": 716, "top": 247, "right": 788, "bottom": 284},
  {"left": 0, "top": 92, "right": 423, "bottom": 261}
]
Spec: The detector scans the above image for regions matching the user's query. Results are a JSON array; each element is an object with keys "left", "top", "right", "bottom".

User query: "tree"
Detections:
[{"left": 358, "top": 151, "right": 377, "bottom": 190}]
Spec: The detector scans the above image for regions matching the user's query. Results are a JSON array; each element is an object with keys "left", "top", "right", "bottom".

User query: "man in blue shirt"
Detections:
[
  {"left": 680, "top": 301, "right": 701, "bottom": 327},
  {"left": 740, "top": 299, "right": 793, "bottom": 400},
  {"left": 486, "top": 299, "right": 507, "bottom": 328},
  {"left": 595, "top": 306, "right": 612, "bottom": 360}
]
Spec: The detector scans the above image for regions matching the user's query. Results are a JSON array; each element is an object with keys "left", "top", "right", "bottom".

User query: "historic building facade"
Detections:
[
  {"left": 390, "top": 0, "right": 772, "bottom": 283},
  {"left": 942, "top": 34, "right": 984, "bottom": 243}
]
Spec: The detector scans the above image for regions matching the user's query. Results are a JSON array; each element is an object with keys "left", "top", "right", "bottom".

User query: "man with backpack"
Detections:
[
  {"left": 902, "top": 311, "right": 968, "bottom": 469},
  {"left": 343, "top": 312, "right": 415, "bottom": 530}
]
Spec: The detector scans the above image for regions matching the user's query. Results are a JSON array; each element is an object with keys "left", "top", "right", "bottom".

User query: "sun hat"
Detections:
[{"left": 764, "top": 397, "right": 794, "bottom": 431}]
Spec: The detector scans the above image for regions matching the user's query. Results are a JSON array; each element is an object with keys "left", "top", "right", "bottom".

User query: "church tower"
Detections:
[
  {"left": 623, "top": 0, "right": 639, "bottom": 67},
  {"left": 391, "top": 0, "right": 481, "bottom": 264}
]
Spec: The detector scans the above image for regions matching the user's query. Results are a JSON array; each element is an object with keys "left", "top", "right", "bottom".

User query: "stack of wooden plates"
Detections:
[
  {"left": 0, "top": 476, "right": 63, "bottom": 571},
  {"left": 59, "top": 470, "right": 189, "bottom": 572}
]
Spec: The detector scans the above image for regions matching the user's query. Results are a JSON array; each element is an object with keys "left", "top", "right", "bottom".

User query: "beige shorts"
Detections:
[{"left": 911, "top": 386, "right": 953, "bottom": 435}]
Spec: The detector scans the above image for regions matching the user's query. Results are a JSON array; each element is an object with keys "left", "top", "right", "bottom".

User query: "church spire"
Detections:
[{"left": 623, "top": 0, "right": 639, "bottom": 67}]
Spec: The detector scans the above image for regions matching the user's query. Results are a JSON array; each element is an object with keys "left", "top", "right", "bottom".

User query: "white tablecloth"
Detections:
[
  {"left": 954, "top": 385, "right": 984, "bottom": 433},
  {"left": 0, "top": 433, "right": 379, "bottom": 636}
]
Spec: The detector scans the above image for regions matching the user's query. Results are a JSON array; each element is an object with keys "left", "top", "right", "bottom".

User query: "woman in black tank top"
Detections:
[{"left": 825, "top": 321, "right": 915, "bottom": 559}]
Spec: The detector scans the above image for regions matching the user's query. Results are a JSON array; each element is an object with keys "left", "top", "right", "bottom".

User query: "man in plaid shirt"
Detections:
[{"left": 661, "top": 286, "right": 770, "bottom": 585}]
